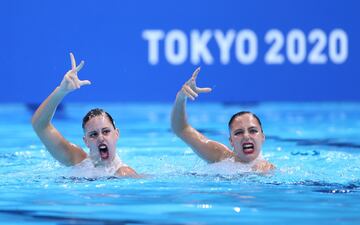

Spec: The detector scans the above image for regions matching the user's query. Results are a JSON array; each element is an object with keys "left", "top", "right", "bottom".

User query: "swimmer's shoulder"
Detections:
[
  {"left": 252, "top": 159, "right": 276, "bottom": 173},
  {"left": 73, "top": 156, "right": 92, "bottom": 167},
  {"left": 116, "top": 166, "right": 142, "bottom": 178},
  {"left": 205, "top": 142, "right": 234, "bottom": 163},
  {"left": 218, "top": 149, "right": 235, "bottom": 162}
]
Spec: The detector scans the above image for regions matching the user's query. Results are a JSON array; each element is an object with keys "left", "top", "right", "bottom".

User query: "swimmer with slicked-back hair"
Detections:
[
  {"left": 171, "top": 68, "right": 275, "bottom": 172},
  {"left": 32, "top": 53, "right": 138, "bottom": 178}
]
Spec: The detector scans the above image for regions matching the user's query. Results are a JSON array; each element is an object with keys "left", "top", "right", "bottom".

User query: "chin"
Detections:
[
  {"left": 236, "top": 152, "right": 259, "bottom": 163},
  {"left": 104, "top": 154, "right": 116, "bottom": 163}
]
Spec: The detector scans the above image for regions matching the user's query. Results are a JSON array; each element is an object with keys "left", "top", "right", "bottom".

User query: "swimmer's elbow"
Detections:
[
  {"left": 31, "top": 115, "right": 51, "bottom": 134},
  {"left": 31, "top": 115, "right": 40, "bottom": 130},
  {"left": 31, "top": 115, "right": 43, "bottom": 132},
  {"left": 171, "top": 123, "right": 189, "bottom": 137},
  {"left": 171, "top": 125, "right": 181, "bottom": 137},
  {"left": 32, "top": 108, "right": 54, "bottom": 130}
]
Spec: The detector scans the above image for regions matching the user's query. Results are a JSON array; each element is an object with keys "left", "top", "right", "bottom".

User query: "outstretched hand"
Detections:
[
  {"left": 58, "top": 53, "right": 91, "bottom": 94},
  {"left": 180, "top": 67, "right": 212, "bottom": 100}
]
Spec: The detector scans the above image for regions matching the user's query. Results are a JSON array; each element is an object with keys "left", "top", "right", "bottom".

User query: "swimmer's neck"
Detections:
[
  {"left": 233, "top": 157, "right": 254, "bottom": 164},
  {"left": 92, "top": 154, "right": 122, "bottom": 168},
  {"left": 232, "top": 153, "right": 263, "bottom": 164}
]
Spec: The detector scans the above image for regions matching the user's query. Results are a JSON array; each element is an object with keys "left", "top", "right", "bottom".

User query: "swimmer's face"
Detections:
[
  {"left": 229, "top": 113, "right": 265, "bottom": 163},
  {"left": 83, "top": 114, "right": 119, "bottom": 166}
]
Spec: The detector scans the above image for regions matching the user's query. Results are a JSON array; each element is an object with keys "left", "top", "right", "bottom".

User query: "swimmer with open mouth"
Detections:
[
  {"left": 171, "top": 67, "right": 275, "bottom": 172},
  {"left": 98, "top": 143, "right": 109, "bottom": 160},
  {"left": 32, "top": 53, "right": 139, "bottom": 177}
]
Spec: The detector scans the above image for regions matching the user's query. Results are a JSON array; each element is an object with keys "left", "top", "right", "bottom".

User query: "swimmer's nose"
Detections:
[
  {"left": 243, "top": 131, "right": 250, "bottom": 139},
  {"left": 98, "top": 133, "right": 105, "bottom": 142}
]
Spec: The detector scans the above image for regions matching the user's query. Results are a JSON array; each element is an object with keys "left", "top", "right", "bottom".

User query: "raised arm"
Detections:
[
  {"left": 32, "top": 53, "right": 91, "bottom": 166},
  {"left": 171, "top": 68, "right": 233, "bottom": 163}
]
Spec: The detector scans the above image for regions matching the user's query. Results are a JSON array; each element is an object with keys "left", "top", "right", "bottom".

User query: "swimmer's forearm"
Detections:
[
  {"left": 171, "top": 91, "right": 190, "bottom": 135},
  {"left": 32, "top": 87, "right": 67, "bottom": 130}
]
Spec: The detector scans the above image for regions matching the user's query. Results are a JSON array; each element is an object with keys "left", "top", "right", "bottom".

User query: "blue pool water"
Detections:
[{"left": 1, "top": 102, "right": 360, "bottom": 224}]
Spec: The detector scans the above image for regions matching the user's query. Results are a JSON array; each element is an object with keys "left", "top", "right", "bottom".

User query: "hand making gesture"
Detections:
[
  {"left": 179, "top": 67, "right": 212, "bottom": 100},
  {"left": 58, "top": 53, "right": 91, "bottom": 94}
]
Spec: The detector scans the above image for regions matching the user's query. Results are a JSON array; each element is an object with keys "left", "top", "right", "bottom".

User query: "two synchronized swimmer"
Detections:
[{"left": 32, "top": 53, "right": 274, "bottom": 178}]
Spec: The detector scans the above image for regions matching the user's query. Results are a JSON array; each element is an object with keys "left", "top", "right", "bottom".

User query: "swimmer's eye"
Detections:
[
  {"left": 249, "top": 128, "right": 258, "bottom": 134},
  {"left": 234, "top": 130, "right": 244, "bottom": 136},
  {"left": 89, "top": 132, "right": 98, "bottom": 138},
  {"left": 102, "top": 129, "right": 111, "bottom": 135}
]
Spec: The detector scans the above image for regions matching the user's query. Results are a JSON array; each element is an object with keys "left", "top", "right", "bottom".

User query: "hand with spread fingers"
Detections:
[
  {"left": 179, "top": 67, "right": 212, "bottom": 101},
  {"left": 58, "top": 53, "right": 91, "bottom": 94}
]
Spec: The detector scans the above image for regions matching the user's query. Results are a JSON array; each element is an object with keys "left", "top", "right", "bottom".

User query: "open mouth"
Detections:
[
  {"left": 242, "top": 142, "right": 255, "bottom": 155},
  {"left": 98, "top": 144, "right": 109, "bottom": 160}
]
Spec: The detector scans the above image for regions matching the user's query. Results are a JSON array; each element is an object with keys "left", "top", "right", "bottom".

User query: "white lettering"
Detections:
[
  {"left": 191, "top": 30, "right": 213, "bottom": 64},
  {"left": 165, "top": 30, "right": 187, "bottom": 65},
  {"left": 329, "top": 29, "right": 348, "bottom": 64},
  {"left": 287, "top": 29, "right": 306, "bottom": 64},
  {"left": 265, "top": 29, "right": 285, "bottom": 64},
  {"left": 142, "top": 29, "right": 348, "bottom": 65},
  {"left": 308, "top": 29, "right": 327, "bottom": 64},
  {"left": 142, "top": 30, "right": 165, "bottom": 65},
  {"left": 214, "top": 29, "right": 236, "bottom": 64},
  {"left": 235, "top": 29, "right": 258, "bottom": 64}
]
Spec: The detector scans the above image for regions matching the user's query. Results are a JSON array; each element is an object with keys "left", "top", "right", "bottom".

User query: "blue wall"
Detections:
[{"left": 1, "top": 0, "right": 359, "bottom": 102}]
